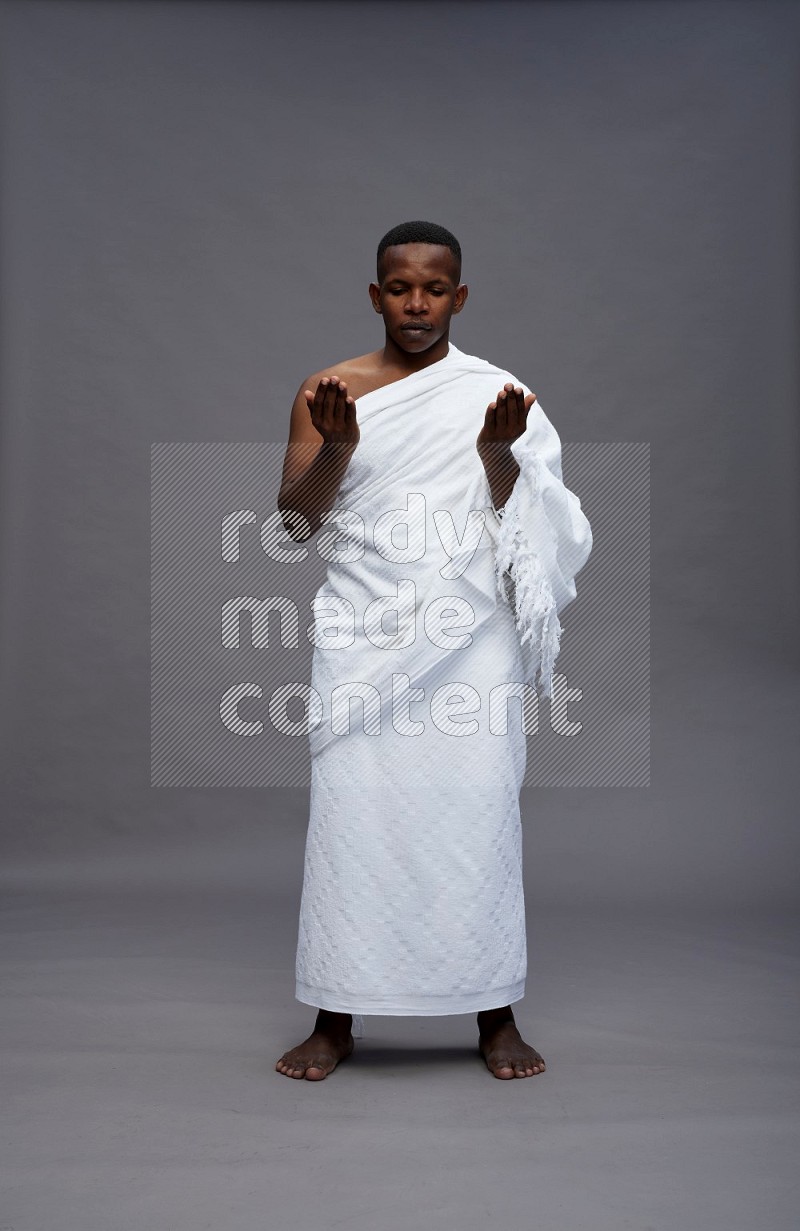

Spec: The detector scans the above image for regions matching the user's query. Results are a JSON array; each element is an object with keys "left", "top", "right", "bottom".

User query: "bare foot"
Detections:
[
  {"left": 477, "top": 1006, "right": 546, "bottom": 1079},
  {"left": 275, "top": 1010, "right": 354, "bottom": 1081}
]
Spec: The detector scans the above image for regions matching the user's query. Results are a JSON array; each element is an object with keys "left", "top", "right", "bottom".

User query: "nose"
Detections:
[{"left": 405, "top": 290, "right": 426, "bottom": 314}]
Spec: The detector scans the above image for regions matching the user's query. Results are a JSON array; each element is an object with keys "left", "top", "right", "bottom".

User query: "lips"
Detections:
[{"left": 402, "top": 323, "right": 431, "bottom": 331}]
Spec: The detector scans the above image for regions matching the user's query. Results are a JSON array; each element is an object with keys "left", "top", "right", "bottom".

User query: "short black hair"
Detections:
[{"left": 376, "top": 220, "right": 462, "bottom": 283}]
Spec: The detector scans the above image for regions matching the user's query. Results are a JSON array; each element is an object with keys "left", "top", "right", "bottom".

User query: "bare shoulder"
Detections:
[{"left": 298, "top": 350, "right": 385, "bottom": 402}]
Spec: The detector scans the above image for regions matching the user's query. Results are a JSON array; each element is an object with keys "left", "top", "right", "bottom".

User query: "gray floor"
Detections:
[
  {"left": 3, "top": 880, "right": 798, "bottom": 1231},
  {"left": 3, "top": 636, "right": 798, "bottom": 1229}
]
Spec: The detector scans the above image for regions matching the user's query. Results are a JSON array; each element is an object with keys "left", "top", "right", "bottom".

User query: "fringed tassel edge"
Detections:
[{"left": 493, "top": 477, "right": 562, "bottom": 700}]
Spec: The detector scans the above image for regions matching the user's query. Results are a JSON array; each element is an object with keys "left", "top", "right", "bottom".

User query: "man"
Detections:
[{"left": 274, "top": 221, "right": 592, "bottom": 1080}]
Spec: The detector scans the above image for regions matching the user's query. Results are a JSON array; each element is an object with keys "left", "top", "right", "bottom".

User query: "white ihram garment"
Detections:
[{"left": 294, "top": 344, "right": 592, "bottom": 1037}]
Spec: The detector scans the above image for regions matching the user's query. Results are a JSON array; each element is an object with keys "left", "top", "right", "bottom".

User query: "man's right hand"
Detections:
[{"left": 304, "top": 376, "right": 360, "bottom": 448}]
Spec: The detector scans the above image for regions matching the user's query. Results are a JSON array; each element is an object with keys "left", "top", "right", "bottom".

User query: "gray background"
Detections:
[{"left": 1, "top": 2, "right": 798, "bottom": 1229}]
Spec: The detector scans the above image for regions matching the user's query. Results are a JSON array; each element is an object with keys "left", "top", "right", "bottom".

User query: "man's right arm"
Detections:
[{"left": 276, "top": 375, "right": 360, "bottom": 541}]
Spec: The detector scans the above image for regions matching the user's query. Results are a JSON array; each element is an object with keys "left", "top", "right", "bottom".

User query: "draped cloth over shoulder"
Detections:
[{"left": 295, "top": 345, "right": 592, "bottom": 1038}]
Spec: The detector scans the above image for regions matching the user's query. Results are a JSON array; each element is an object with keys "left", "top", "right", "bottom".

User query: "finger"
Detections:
[
  {"left": 311, "top": 382, "right": 327, "bottom": 429},
  {"left": 512, "top": 385, "right": 527, "bottom": 431},
  {"left": 315, "top": 377, "right": 338, "bottom": 430},
  {"left": 310, "top": 378, "right": 327, "bottom": 420},
  {"left": 521, "top": 390, "right": 535, "bottom": 430},
  {"left": 508, "top": 388, "right": 531, "bottom": 435},
  {"left": 504, "top": 385, "right": 520, "bottom": 429},
  {"left": 322, "top": 377, "right": 340, "bottom": 420},
  {"left": 496, "top": 389, "right": 509, "bottom": 433},
  {"left": 314, "top": 376, "right": 330, "bottom": 408},
  {"left": 332, "top": 383, "right": 349, "bottom": 431}
]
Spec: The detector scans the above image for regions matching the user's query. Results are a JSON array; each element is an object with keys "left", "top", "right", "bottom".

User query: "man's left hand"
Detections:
[{"left": 477, "top": 385, "right": 536, "bottom": 453}]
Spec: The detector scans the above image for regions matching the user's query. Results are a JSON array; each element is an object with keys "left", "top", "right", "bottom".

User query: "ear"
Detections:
[
  {"left": 452, "top": 284, "right": 469, "bottom": 314},
  {"left": 368, "top": 282, "right": 382, "bottom": 313}
]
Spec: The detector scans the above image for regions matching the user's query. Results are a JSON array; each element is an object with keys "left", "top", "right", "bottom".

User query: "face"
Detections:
[{"left": 369, "top": 243, "right": 468, "bottom": 353}]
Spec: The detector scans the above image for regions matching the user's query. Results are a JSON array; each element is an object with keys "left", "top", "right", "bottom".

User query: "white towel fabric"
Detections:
[{"left": 295, "top": 344, "right": 592, "bottom": 1036}]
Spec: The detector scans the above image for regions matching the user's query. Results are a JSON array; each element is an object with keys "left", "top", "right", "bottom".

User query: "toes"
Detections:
[
  {"left": 276, "top": 1057, "right": 307, "bottom": 1078},
  {"left": 489, "top": 1053, "right": 546, "bottom": 1078}
]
